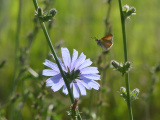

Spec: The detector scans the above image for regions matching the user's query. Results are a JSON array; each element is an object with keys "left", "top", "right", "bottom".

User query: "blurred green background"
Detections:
[{"left": 0, "top": 0, "right": 160, "bottom": 120}]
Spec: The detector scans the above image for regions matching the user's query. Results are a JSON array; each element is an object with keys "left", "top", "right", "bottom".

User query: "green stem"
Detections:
[
  {"left": 32, "top": 0, "right": 82, "bottom": 120},
  {"left": 89, "top": 90, "right": 93, "bottom": 116},
  {"left": 1, "top": 0, "right": 22, "bottom": 106},
  {"left": 118, "top": 0, "right": 133, "bottom": 120},
  {"left": 39, "top": 21, "right": 75, "bottom": 102},
  {"left": 13, "top": 0, "right": 22, "bottom": 79},
  {"left": 33, "top": 0, "right": 74, "bottom": 104},
  {"left": 105, "top": 0, "right": 112, "bottom": 35}
]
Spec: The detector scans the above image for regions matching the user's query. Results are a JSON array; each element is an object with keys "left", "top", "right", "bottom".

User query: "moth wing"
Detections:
[
  {"left": 101, "top": 40, "right": 113, "bottom": 50},
  {"left": 101, "top": 34, "right": 113, "bottom": 41}
]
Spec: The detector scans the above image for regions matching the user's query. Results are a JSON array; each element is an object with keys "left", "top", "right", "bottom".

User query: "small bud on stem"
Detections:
[
  {"left": 35, "top": 8, "right": 57, "bottom": 22},
  {"left": 111, "top": 60, "right": 132, "bottom": 76},
  {"left": 122, "top": 4, "right": 136, "bottom": 19},
  {"left": 120, "top": 87, "right": 139, "bottom": 102}
]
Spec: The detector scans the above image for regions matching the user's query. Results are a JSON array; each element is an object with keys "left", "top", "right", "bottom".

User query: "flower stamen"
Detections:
[{"left": 65, "top": 69, "right": 80, "bottom": 83}]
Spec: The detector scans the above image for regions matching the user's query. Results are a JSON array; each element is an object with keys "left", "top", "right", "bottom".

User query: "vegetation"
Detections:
[{"left": 0, "top": 0, "right": 160, "bottom": 119}]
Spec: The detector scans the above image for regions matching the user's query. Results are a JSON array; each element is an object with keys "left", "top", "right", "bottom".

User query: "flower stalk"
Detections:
[
  {"left": 118, "top": 0, "right": 133, "bottom": 120},
  {"left": 32, "top": 0, "right": 74, "bottom": 103},
  {"left": 32, "top": 0, "right": 82, "bottom": 119}
]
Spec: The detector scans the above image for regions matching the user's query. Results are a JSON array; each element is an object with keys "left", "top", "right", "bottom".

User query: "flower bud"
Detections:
[
  {"left": 130, "top": 88, "right": 139, "bottom": 101},
  {"left": 125, "top": 61, "right": 132, "bottom": 68},
  {"left": 130, "top": 7, "right": 136, "bottom": 13},
  {"left": 120, "top": 87, "right": 126, "bottom": 93},
  {"left": 120, "top": 87, "right": 127, "bottom": 101},
  {"left": 124, "top": 61, "right": 132, "bottom": 72},
  {"left": 111, "top": 60, "right": 120, "bottom": 69},
  {"left": 111, "top": 60, "right": 132, "bottom": 75},
  {"left": 123, "top": 5, "right": 136, "bottom": 19},
  {"left": 49, "top": 9, "right": 57, "bottom": 17},
  {"left": 37, "top": 7, "right": 43, "bottom": 16},
  {"left": 123, "top": 4, "right": 129, "bottom": 12},
  {"left": 127, "top": 7, "right": 136, "bottom": 16}
]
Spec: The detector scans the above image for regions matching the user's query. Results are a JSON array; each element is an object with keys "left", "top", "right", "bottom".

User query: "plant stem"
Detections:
[
  {"left": 32, "top": 0, "right": 82, "bottom": 119},
  {"left": 13, "top": 0, "right": 22, "bottom": 79},
  {"left": 32, "top": 0, "right": 74, "bottom": 103},
  {"left": 105, "top": 0, "right": 112, "bottom": 35},
  {"left": 118, "top": 0, "right": 133, "bottom": 120},
  {"left": 39, "top": 21, "right": 75, "bottom": 102},
  {"left": 1, "top": 0, "right": 22, "bottom": 106}
]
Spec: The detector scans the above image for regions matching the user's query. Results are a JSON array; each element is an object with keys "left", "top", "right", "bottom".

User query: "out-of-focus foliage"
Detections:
[{"left": 0, "top": 0, "right": 160, "bottom": 120}]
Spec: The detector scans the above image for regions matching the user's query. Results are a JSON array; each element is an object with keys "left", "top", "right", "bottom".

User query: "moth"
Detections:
[{"left": 96, "top": 34, "right": 113, "bottom": 51}]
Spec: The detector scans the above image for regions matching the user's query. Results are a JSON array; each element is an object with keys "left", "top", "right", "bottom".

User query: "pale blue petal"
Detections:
[
  {"left": 76, "top": 79, "right": 91, "bottom": 90},
  {"left": 61, "top": 48, "right": 71, "bottom": 69},
  {"left": 79, "top": 74, "right": 100, "bottom": 80},
  {"left": 43, "top": 60, "right": 59, "bottom": 72},
  {"left": 76, "top": 80, "right": 86, "bottom": 95},
  {"left": 78, "top": 59, "right": 92, "bottom": 70},
  {"left": 70, "top": 49, "right": 78, "bottom": 71},
  {"left": 63, "top": 84, "right": 68, "bottom": 95},
  {"left": 51, "top": 54, "right": 67, "bottom": 72},
  {"left": 74, "top": 53, "right": 86, "bottom": 71},
  {"left": 58, "top": 58, "right": 67, "bottom": 72},
  {"left": 46, "top": 73, "right": 62, "bottom": 86},
  {"left": 79, "top": 77, "right": 100, "bottom": 90},
  {"left": 73, "top": 83, "right": 80, "bottom": 98},
  {"left": 42, "top": 69, "right": 59, "bottom": 76},
  {"left": 80, "top": 67, "right": 99, "bottom": 74},
  {"left": 46, "top": 79, "right": 53, "bottom": 87},
  {"left": 88, "top": 80, "right": 100, "bottom": 90},
  {"left": 70, "top": 82, "right": 73, "bottom": 89},
  {"left": 43, "top": 48, "right": 101, "bottom": 96},
  {"left": 51, "top": 79, "right": 65, "bottom": 92}
]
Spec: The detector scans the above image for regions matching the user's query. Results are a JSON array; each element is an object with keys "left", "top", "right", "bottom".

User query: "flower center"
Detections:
[{"left": 65, "top": 69, "right": 80, "bottom": 83}]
